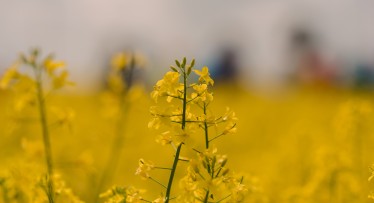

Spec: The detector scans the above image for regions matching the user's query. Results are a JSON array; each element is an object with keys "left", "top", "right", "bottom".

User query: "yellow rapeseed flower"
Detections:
[
  {"left": 44, "top": 58, "right": 65, "bottom": 76},
  {"left": 52, "top": 70, "right": 74, "bottom": 89},
  {"left": 0, "top": 63, "right": 20, "bottom": 89},
  {"left": 193, "top": 66, "right": 214, "bottom": 86},
  {"left": 135, "top": 159, "right": 155, "bottom": 179}
]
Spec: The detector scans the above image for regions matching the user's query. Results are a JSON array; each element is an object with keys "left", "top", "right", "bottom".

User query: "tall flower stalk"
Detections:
[
  {"left": 33, "top": 57, "right": 55, "bottom": 203},
  {"left": 95, "top": 52, "right": 140, "bottom": 202},
  {"left": 0, "top": 49, "right": 74, "bottom": 203}
]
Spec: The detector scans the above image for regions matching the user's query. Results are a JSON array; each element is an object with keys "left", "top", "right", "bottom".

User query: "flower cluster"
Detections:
[
  {"left": 179, "top": 148, "right": 247, "bottom": 203},
  {"left": 101, "top": 51, "right": 145, "bottom": 119},
  {"left": 148, "top": 59, "right": 237, "bottom": 148},
  {"left": 0, "top": 165, "right": 83, "bottom": 203},
  {"left": 100, "top": 186, "right": 144, "bottom": 203},
  {"left": 0, "top": 49, "right": 73, "bottom": 111},
  {"left": 135, "top": 58, "right": 245, "bottom": 202},
  {"left": 107, "top": 52, "right": 145, "bottom": 94}
]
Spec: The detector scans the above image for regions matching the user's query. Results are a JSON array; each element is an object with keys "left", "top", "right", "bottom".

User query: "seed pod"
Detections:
[
  {"left": 212, "top": 156, "right": 217, "bottom": 169},
  {"left": 170, "top": 66, "right": 178, "bottom": 72},
  {"left": 182, "top": 57, "right": 186, "bottom": 68},
  {"left": 191, "top": 161, "right": 199, "bottom": 173},
  {"left": 190, "top": 59, "right": 195, "bottom": 68},
  {"left": 175, "top": 60, "right": 181, "bottom": 67},
  {"left": 187, "top": 66, "right": 192, "bottom": 75},
  {"left": 222, "top": 168, "right": 230, "bottom": 176},
  {"left": 219, "top": 156, "right": 228, "bottom": 167}
]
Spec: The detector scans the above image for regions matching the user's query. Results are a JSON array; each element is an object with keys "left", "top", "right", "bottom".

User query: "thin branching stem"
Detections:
[
  {"left": 154, "top": 166, "right": 172, "bottom": 170},
  {"left": 203, "top": 102, "right": 209, "bottom": 149},
  {"left": 216, "top": 194, "right": 231, "bottom": 203},
  {"left": 209, "top": 123, "right": 237, "bottom": 142},
  {"left": 198, "top": 172, "right": 206, "bottom": 180},
  {"left": 34, "top": 65, "right": 55, "bottom": 203},
  {"left": 166, "top": 94, "right": 183, "bottom": 100},
  {"left": 149, "top": 177, "right": 167, "bottom": 189}
]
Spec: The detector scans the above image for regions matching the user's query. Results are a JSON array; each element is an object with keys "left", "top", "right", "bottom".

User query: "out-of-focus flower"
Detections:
[{"left": 135, "top": 159, "right": 155, "bottom": 179}]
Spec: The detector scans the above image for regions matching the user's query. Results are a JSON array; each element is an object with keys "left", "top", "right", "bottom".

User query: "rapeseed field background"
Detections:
[{"left": 0, "top": 51, "right": 373, "bottom": 202}]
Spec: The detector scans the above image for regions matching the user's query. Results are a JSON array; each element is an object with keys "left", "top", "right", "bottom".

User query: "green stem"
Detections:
[
  {"left": 203, "top": 102, "right": 209, "bottom": 149},
  {"left": 209, "top": 123, "right": 236, "bottom": 143},
  {"left": 216, "top": 194, "right": 231, "bottom": 203},
  {"left": 165, "top": 144, "right": 182, "bottom": 202},
  {"left": 154, "top": 166, "right": 172, "bottom": 170},
  {"left": 203, "top": 190, "right": 210, "bottom": 203},
  {"left": 35, "top": 67, "right": 55, "bottom": 203},
  {"left": 149, "top": 177, "right": 167, "bottom": 189},
  {"left": 165, "top": 63, "right": 188, "bottom": 203}
]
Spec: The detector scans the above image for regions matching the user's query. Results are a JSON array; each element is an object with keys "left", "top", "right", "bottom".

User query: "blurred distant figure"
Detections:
[
  {"left": 354, "top": 62, "right": 374, "bottom": 88},
  {"left": 103, "top": 51, "right": 146, "bottom": 91},
  {"left": 211, "top": 48, "right": 239, "bottom": 84},
  {"left": 290, "top": 29, "right": 337, "bottom": 86}
]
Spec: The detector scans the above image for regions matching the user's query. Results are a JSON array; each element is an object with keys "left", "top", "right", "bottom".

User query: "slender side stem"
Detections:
[
  {"left": 154, "top": 166, "right": 172, "bottom": 170},
  {"left": 35, "top": 67, "right": 55, "bottom": 203},
  {"left": 216, "top": 194, "right": 231, "bottom": 203},
  {"left": 203, "top": 102, "right": 209, "bottom": 149},
  {"left": 165, "top": 65, "right": 188, "bottom": 203},
  {"left": 149, "top": 177, "right": 167, "bottom": 189},
  {"left": 197, "top": 172, "right": 206, "bottom": 180},
  {"left": 209, "top": 124, "right": 236, "bottom": 143}
]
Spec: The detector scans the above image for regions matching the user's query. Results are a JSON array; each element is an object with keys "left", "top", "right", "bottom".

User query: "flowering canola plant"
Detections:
[
  {"left": 102, "top": 58, "right": 246, "bottom": 203},
  {"left": 0, "top": 49, "right": 79, "bottom": 203}
]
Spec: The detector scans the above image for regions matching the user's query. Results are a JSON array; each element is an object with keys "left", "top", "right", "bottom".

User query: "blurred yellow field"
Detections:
[{"left": 0, "top": 52, "right": 374, "bottom": 203}]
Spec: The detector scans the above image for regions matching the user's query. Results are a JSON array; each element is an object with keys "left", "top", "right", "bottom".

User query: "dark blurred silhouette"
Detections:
[
  {"left": 211, "top": 48, "right": 239, "bottom": 84},
  {"left": 353, "top": 62, "right": 374, "bottom": 88}
]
